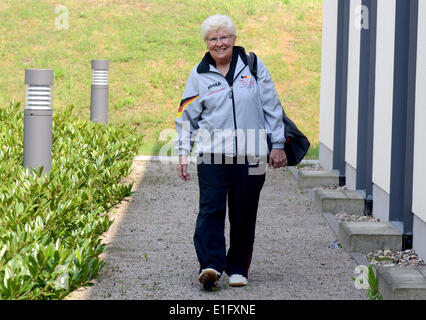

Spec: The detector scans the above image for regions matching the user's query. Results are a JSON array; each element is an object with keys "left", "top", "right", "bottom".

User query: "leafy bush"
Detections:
[{"left": 0, "top": 102, "right": 142, "bottom": 299}]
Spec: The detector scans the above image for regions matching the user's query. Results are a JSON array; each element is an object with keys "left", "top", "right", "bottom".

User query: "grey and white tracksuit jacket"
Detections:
[{"left": 175, "top": 46, "right": 285, "bottom": 159}]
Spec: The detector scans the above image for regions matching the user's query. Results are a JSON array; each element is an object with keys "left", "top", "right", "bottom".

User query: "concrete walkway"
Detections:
[{"left": 67, "top": 160, "right": 366, "bottom": 300}]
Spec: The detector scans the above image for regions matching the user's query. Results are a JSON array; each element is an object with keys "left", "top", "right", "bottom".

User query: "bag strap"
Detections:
[{"left": 247, "top": 52, "right": 258, "bottom": 81}]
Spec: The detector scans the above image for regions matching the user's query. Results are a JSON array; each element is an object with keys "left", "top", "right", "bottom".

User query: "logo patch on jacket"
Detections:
[
  {"left": 177, "top": 95, "right": 199, "bottom": 118},
  {"left": 239, "top": 76, "right": 255, "bottom": 88},
  {"left": 208, "top": 82, "right": 222, "bottom": 90}
]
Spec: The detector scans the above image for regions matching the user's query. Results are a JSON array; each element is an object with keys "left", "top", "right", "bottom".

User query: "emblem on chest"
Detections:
[{"left": 239, "top": 75, "right": 255, "bottom": 88}]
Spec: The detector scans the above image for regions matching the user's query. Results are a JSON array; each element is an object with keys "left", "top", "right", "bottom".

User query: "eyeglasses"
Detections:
[{"left": 207, "top": 36, "right": 233, "bottom": 44}]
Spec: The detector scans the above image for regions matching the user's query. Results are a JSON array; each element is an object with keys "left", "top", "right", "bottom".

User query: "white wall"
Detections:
[
  {"left": 319, "top": 0, "right": 339, "bottom": 155},
  {"left": 413, "top": 0, "right": 426, "bottom": 224},
  {"left": 413, "top": 216, "right": 426, "bottom": 261},
  {"left": 345, "top": 0, "right": 362, "bottom": 170},
  {"left": 372, "top": 0, "right": 396, "bottom": 195}
]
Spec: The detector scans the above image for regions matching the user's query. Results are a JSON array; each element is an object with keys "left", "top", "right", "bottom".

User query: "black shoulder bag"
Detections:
[{"left": 247, "top": 52, "right": 310, "bottom": 166}]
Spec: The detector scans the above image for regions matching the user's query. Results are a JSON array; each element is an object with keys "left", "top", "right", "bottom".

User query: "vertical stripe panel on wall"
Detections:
[
  {"left": 333, "top": 0, "right": 350, "bottom": 184},
  {"left": 413, "top": 0, "right": 426, "bottom": 223},
  {"left": 403, "top": 0, "right": 418, "bottom": 247},
  {"left": 389, "top": 0, "right": 418, "bottom": 249},
  {"left": 356, "top": 0, "right": 377, "bottom": 213},
  {"left": 345, "top": 0, "right": 361, "bottom": 191},
  {"left": 319, "top": 0, "right": 339, "bottom": 170},
  {"left": 412, "top": 0, "right": 426, "bottom": 261}
]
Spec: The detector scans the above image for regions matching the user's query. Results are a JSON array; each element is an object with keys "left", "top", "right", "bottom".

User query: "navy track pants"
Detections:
[{"left": 194, "top": 156, "right": 266, "bottom": 278}]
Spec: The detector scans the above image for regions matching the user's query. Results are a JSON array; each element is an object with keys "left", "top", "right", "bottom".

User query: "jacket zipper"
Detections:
[
  {"left": 212, "top": 66, "right": 247, "bottom": 156},
  {"left": 229, "top": 66, "right": 247, "bottom": 155},
  {"left": 229, "top": 86, "right": 238, "bottom": 155}
]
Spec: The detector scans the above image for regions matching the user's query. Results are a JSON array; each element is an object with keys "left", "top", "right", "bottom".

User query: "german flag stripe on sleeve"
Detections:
[{"left": 177, "top": 95, "right": 199, "bottom": 117}]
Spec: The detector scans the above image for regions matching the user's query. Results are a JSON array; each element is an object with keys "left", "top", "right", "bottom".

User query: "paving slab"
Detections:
[
  {"left": 377, "top": 265, "right": 426, "bottom": 300},
  {"left": 296, "top": 170, "right": 339, "bottom": 189},
  {"left": 314, "top": 189, "right": 365, "bottom": 215},
  {"left": 338, "top": 222, "right": 402, "bottom": 253}
]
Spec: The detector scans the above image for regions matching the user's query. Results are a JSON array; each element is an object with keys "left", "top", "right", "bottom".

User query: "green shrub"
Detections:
[
  {"left": 366, "top": 264, "right": 383, "bottom": 300},
  {"left": 0, "top": 102, "right": 142, "bottom": 299}
]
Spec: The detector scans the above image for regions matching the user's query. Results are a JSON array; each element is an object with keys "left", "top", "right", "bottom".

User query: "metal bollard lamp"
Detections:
[
  {"left": 23, "top": 69, "right": 54, "bottom": 174},
  {"left": 90, "top": 60, "right": 109, "bottom": 124}
]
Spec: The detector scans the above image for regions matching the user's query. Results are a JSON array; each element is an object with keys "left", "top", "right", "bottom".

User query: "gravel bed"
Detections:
[
  {"left": 365, "top": 249, "right": 425, "bottom": 267},
  {"left": 336, "top": 213, "right": 380, "bottom": 222},
  {"left": 313, "top": 185, "right": 348, "bottom": 191}
]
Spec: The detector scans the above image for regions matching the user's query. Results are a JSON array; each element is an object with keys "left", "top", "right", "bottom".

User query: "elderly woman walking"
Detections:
[{"left": 175, "top": 14, "right": 287, "bottom": 289}]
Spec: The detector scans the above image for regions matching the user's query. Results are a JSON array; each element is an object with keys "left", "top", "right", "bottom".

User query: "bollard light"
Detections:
[
  {"left": 23, "top": 69, "right": 54, "bottom": 174},
  {"left": 90, "top": 60, "right": 109, "bottom": 124}
]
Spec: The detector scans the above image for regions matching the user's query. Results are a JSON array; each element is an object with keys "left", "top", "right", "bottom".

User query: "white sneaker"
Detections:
[
  {"left": 199, "top": 268, "right": 220, "bottom": 289},
  {"left": 229, "top": 274, "right": 248, "bottom": 287}
]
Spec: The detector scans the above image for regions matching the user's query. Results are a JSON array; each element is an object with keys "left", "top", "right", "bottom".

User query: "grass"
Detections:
[{"left": 0, "top": 0, "right": 322, "bottom": 158}]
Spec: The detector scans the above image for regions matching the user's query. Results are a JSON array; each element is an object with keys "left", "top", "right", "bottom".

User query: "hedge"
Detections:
[{"left": 0, "top": 102, "right": 142, "bottom": 299}]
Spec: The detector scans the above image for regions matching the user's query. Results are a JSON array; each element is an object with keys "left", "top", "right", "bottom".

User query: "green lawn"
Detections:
[{"left": 0, "top": 0, "right": 322, "bottom": 158}]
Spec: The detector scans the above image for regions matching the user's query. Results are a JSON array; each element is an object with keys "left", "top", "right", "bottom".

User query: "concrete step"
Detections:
[
  {"left": 295, "top": 170, "right": 339, "bottom": 189},
  {"left": 377, "top": 265, "right": 426, "bottom": 300},
  {"left": 338, "top": 221, "right": 402, "bottom": 253},
  {"left": 321, "top": 212, "right": 373, "bottom": 265},
  {"left": 314, "top": 189, "right": 365, "bottom": 214}
]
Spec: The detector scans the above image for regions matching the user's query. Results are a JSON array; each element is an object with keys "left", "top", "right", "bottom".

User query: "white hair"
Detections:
[{"left": 201, "top": 14, "right": 237, "bottom": 42}]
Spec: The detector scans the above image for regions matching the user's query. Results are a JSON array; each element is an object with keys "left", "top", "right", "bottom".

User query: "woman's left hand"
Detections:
[{"left": 269, "top": 149, "right": 288, "bottom": 169}]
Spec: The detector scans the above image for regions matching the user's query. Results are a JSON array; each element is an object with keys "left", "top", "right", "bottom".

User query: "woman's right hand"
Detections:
[{"left": 177, "top": 155, "right": 191, "bottom": 181}]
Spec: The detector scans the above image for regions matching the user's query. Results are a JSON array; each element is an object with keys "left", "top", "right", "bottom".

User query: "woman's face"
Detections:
[{"left": 206, "top": 28, "right": 235, "bottom": 64}]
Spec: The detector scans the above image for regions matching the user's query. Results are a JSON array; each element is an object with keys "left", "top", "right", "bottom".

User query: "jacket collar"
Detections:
[{"left": 197, "top": 46, "right": 248, "bottom": 74}]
